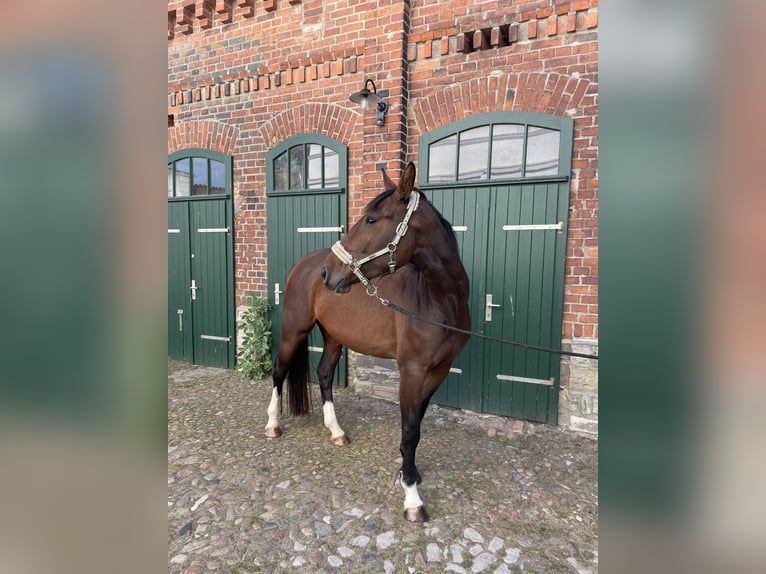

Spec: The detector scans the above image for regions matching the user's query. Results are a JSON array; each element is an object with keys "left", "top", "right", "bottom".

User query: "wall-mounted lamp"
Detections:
[{"left": 349, "top": 79, "right": 388, "bottom": 127}]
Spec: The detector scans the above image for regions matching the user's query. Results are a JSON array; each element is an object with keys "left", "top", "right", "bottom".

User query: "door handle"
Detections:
[
  {"left": 177, "top": 309, "right": 184, "bottom": 332},
  {"left": 274, "top": 283, "right": 282, "bottom": 306},
  {"left": 190, "top": 279, "right": 197, "bottom": 301},
  {"left": 485, "top": 293, "right": 501, "bottom": 321}
]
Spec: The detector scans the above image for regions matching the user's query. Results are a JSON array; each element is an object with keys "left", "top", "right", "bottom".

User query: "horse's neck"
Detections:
[{"left": 411, "top": 236, "right": 469, "bottom": 303}]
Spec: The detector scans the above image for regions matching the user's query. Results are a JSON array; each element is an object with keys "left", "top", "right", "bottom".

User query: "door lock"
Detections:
[
  {"left": 485, "top": 293, "right": 501, "bottom": 321},
  {"left": 190, "top": 279, "right": 198, "bottom": 301}
]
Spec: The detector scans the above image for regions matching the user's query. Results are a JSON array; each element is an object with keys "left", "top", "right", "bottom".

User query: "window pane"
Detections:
[
  {"left": 490, "top": 124, "right": 524, "bottom": 179},
  {"left": 210, "top": 160, "right": 225, "bottom": 194},
  {"left": 289, "top": 145, "right": 304, "bottom": 190},
  {"left": 428, "top": 134, "right": 456, "bottom": 183},
  {"left": 324, "top": 147, "right": 339, "bottom": 187},
  {"left": 167, "top": 164, "right": 173, "bottom": 197},
  {"left": 458, "top": 126, "right": 489, "bottom": 181},
  {"left": 192, "top": 157, "right": 208, "bottom": 195},
  {"left": 274, "top": 152, "right": 288, "bottom": 190},
  {"left": 307, "top": 144, "right": 323, "bottom": 189},
  {"left": 175, "top": 158, "right": 190, "bottom": 197},
  {"left": 525, "top": 126, "right": 560, "bottom": 176}
]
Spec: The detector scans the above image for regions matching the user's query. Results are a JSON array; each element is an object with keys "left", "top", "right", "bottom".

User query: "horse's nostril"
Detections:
[{"left": 320, "top": 267, "right": 328, "bottom": 282}]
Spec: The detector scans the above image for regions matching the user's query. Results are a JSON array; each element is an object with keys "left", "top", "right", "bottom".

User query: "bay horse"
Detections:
[{"left": 264, "top": 162, "right": 470, "bottom": 521}]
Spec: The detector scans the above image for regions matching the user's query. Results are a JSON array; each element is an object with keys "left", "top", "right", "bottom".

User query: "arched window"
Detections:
[
  {"left": 167, "top": 149, "right": 232, "bottom": 198},
  {"left": 422, "top": 112, "right": 568, "bottom": 184},
  {"left": 267, "top": 135, "right": 345, "bottom": 194}
]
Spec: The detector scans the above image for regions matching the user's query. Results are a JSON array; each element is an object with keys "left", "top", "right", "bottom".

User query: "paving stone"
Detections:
[
  {"left": 376, "top": 530, "right": 396, "bottom": 550},
  {"left": 464, "top": 527, "right": 485, "bottom": 544},
  {"left": 488, "top": 537, "right": 503, "bottom": 553},
  {"left": 327, "top": 555, "right": 343, "bottom": 567},
  {"left": 450, "top": 543, "right": 464, "bottom": 563},
  {"left": 426, "top": 542, "right": 441, "bottom": 562},
  {"left": 503, "top": 548, "right": 521, "bottom": 564},
  {"left": 471, "top": 552, "right": 497, "bottom": 573},
  {"left": 350, "top": 535, "right": 370, "bottom": 548}
]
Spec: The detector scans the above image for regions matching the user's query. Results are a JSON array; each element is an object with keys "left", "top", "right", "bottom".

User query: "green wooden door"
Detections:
[
  {"left": 168, "top": 202, "right": 192, "bottom": 362},
  {"left": 168, "top": 150, "right": 234, "bottom": 369},
  {"left": 189, "top": 199, "right": 234, "bottom": 368},
  {"left": 266, "top": 136, "right": 348, "bottom": 386},
  {"left": 421, "top": 112, "right": 572, "bottom": 424}
]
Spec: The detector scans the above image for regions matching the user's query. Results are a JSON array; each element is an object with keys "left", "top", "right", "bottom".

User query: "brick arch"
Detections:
[
  {"left": 167, "top": 120, "right": 239, "bottom": 156},
  {"left": 412, "top": 72, "right": 593, "bottom": 133},
  {"left": 258, "top": 102, "right": 359, "bottom": 150}
]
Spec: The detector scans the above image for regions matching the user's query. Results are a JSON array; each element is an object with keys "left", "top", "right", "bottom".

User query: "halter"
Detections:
[{"left": 331, "top": 190, "right": 420, "bottom": 294}]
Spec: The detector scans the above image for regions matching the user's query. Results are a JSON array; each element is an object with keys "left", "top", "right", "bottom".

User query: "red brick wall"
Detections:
[{"left": 167, "top": 0, "right": 598, "bottom": 339}]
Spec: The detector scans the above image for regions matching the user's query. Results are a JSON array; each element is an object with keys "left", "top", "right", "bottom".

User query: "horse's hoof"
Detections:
[
  {"left": 404, "top": 506, "right": 429, "bottom": 522},
  {"left": 331, "top": 434, "right": 350, "bottom": 446},
  {"left": 264, "top": 426, "right": 282, "bottom": 438}
]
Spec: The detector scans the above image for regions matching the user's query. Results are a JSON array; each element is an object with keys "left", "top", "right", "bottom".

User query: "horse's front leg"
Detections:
[
  {"left": 317, "top": 335, "right": 349, "bottom": 446},
  {"left": 399, "top": 386, "right": 432, "bottom": 522}
]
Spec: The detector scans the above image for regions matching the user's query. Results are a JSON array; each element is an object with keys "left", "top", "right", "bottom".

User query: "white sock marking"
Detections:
[
  {"left": 323, "top": 401, "right": 345, "bottom": 439},
  {"left": 265, "top": 387, "right": 280, "bottom": 430},
  {"left": 402, "top": 480, "right": 424, "bottom": 510}
]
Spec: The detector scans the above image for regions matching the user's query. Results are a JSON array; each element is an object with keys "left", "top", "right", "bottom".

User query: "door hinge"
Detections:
[{"left": 200, "top": 335, "right": 231, "bottom": 343}]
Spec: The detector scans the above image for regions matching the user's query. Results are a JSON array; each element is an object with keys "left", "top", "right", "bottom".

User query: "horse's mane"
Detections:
[{"left": 365, "top": 189, "right": 458, "bottom": 247}]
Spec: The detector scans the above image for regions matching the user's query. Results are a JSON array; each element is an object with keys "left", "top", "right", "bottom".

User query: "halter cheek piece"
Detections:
[{"left": 331, "top": 190, "right": 420, "bottom": 294}]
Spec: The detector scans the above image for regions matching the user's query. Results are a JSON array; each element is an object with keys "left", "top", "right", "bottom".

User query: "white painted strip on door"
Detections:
[{"left": 496, "top": 374, "right": 555, "bottom": 386}]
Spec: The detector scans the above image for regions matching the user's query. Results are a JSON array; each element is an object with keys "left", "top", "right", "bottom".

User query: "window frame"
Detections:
[
  {"left": 266, "top": 134, "right": 347, "bottom": 197},
  {"left": 168, "top": 148, "right": 232, "bottom": 200},
  {"left": 418, "top": 111, "right": 574, "bottom": 188}
]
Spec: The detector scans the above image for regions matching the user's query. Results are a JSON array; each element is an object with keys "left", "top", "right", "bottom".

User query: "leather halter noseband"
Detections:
[{"left": 331, "top": 190, "right": 420, "bottom": 293}]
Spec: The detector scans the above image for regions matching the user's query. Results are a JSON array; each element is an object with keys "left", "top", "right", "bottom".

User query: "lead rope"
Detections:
[{"left": 367, "top": 277, "right": 599, "bottom": 361}]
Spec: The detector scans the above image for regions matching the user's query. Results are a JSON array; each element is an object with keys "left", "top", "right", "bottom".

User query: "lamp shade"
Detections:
[{"left": 349, "top": 80, "right": 384, "bottom": 110}]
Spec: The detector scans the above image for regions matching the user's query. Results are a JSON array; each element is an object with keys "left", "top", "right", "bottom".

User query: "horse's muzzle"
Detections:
[{"left": 321, "top": 266, "right": 351, "bottom": 294}]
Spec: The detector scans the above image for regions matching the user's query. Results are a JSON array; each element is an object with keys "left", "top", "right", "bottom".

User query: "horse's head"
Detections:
[{"left": 321, "top": 162, "right": 420, "bottom": 294}]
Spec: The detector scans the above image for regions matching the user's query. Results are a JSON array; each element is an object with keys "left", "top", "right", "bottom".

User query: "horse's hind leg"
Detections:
[
  {"left": 317, "top": 329, "right": 349, "bottom": 446},
  {"left": 264, "top": 354, "right": 288, "bottom": 438},
  {"left": 265, "top": 331, "right": 309, "bottom": 438}
]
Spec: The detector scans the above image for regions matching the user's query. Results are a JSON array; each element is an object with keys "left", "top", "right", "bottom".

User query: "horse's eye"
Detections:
[{"left": 365, "top": 216, "right": 377, "bottom": 225}]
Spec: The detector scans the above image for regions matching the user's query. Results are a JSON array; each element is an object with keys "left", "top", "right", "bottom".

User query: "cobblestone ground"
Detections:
[{"left": 168, "top": 360, "right": 598, "bottom": 574}]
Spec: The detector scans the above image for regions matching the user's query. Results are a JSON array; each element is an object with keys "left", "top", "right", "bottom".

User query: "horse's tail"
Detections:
[{"left": 286, "top": 336, "right": 312, "bottom": 416}]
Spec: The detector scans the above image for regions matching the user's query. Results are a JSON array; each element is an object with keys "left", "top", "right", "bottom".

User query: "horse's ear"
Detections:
[
  {"left": 395, "top": 162, "right": 416, "bottom": 201},
  {"left": 381, "top": 167, "right": 396, "bottom": 192}
]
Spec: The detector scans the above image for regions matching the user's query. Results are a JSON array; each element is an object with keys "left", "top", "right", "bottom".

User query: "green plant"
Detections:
[{"left": 237, "top": 294, "right": 272, "bottom": 380}]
